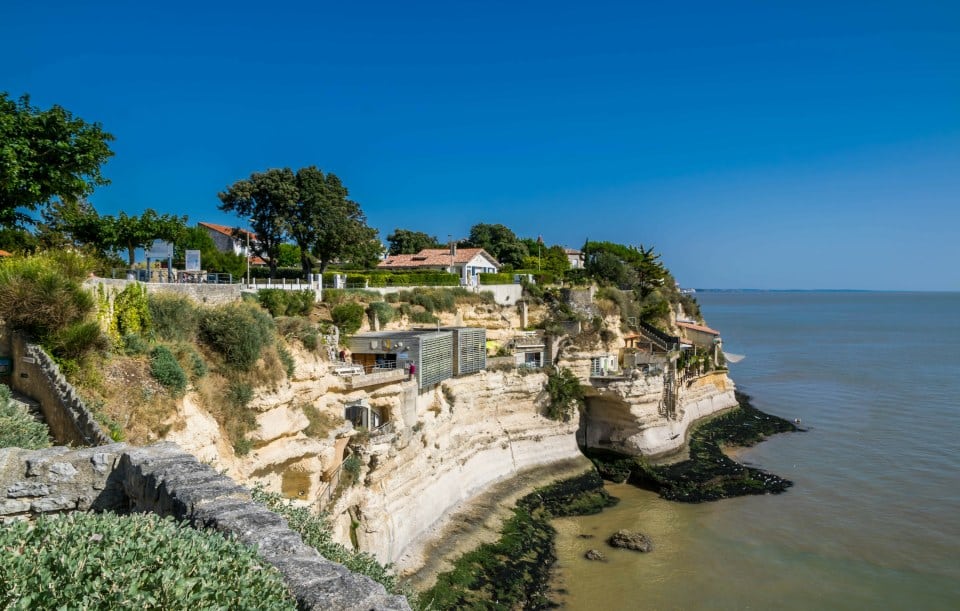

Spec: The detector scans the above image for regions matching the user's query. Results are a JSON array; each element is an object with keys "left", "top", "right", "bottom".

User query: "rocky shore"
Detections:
[
  {"left": 418, "top": 470, "right": 617, "bottom": 610},
  {"left": 585, "top": 392, "right": 801, "bottom": 502}
]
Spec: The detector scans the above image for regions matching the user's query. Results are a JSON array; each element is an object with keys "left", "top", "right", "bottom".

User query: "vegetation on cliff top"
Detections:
[
  {"left": 0, "top": 512, "right": 296, "bottom": 610},
  {"left": 0, "top": 384, "right": 51, "bottom": 450}
]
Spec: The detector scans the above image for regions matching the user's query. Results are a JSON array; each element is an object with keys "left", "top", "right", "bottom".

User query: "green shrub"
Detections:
[
  {"left": 121, "top": 333, "right": 150, "bottom": 355},
  {"left": 173, "top": 344, "right": 207, "bottom": 380},
  {"left": 50, "top": 321, "right": 108, "bottom": 359},
  {"left": 150, "top": 346, "right": 188, "bottom": 395},
  {"left": 544, "top": 367, "right": 584, "bottom": 422},
  {"left": 148, "top": 293, "right": 200, "bottom": 342},
  {"left": 275, "top": 317, "right": 321, "bottom": 351},
  {"left": 331, "top": 302, "right": 365, "bottom": 336},
  {"left": 322, "top": 288, "right": 346, "bottom": 305},
  {"left": 0, "top": 512, "right": 296, "bottom": 610},
  {"left": 111, "top": 282, "right": 151, "bottom": 341},
  {"left": 0, "top": 253, "right": 95, "bottom": 345},
  {"left": 479, "top": 272, "right": 514, "bottom": 285},
  {"left": 257, "top": 289, "right": 315, "bottom": 317},
  {"left": 410, "top": 310, "right": 438, "bottom": 324},
  {"left": 0, "top": 384, "right": 51, "bottom": 449},
  {"left": 278, "top": 344, "right": 295, "bottom": 378},
  {"left": 367, "top": 301, "right": 394, "bottom": 326},
  {"left": 199, "top": 303, "right": 275, "bottom": 370}
]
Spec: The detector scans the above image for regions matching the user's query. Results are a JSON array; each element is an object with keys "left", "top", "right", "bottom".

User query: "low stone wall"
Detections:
[
  {"left": 0, "top": 442, "right": 409, "bottom": 610},
  {"left": 9, "top": 332, "right": 111, "bottom": 447},
  {"left": 88, "top": 278, "right": 242, "bottom": 306}
]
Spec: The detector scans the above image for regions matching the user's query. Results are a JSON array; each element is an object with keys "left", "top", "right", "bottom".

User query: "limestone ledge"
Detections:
[{"left": 339, "top": 369, "right": 582, "bottom": 567}]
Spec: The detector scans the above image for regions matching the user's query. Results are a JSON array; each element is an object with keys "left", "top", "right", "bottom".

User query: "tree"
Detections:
[
  {"left": 174, "top": 226, "right": 247, "bottom": 278},
  {"left": 296, "top": 168, "right": 376, "bottom": 273},
  {"left": 220, "top": 166, "right": 377, "bottom": 277},
  {"left": 218, "top": 168, "right": 296, "bottom": 278},
  {"left": 277, "top": 243, "right": 301, "bottom": 268},
  {"left": 100, "top": 209, "right": 187, "bottom": 267},
  {"left": 35, "top": 199, "right": 102, "bottom": 249},
  {"left": 464, "top": 223, "right": 528, "bottom": 268},
  {"left": 386, "top": 229, "right": 441, "bottom": 255},
  {"left": 0, "top": 93, "right": 114, "bottom": 227}
]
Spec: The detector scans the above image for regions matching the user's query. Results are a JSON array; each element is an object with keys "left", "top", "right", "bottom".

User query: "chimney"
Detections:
[{"left": 450, "top": 241, "right": 457, "bottom": 258}]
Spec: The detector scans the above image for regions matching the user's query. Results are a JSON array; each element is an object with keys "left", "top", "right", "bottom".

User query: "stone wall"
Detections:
[
  {"left": 88, "top": 278, "right": 242, "bottom": 306},
  {"left": 9, "top": 332, "right": 111, "bottom": 447},
  {"left": 0, "top": 442, "right": 410, "bottom": 611}
]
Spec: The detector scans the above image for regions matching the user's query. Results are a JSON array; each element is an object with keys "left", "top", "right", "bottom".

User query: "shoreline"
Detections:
[{"left": 414, "top": 394, "right": 801, "bottom": 608}]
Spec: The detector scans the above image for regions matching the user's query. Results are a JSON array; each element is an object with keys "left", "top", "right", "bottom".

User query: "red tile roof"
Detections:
[
  {"left": 378, "top": 248, "right": 499, "bottom": 269},
  {"left": 677, "top": 321, "right": 720, "bottom": 335},
  {"left": 198, "top": 222, "right": 257, "bottom": 241},
  {"left": 0, "top": 249, "right": 12, "bottom": 257}
]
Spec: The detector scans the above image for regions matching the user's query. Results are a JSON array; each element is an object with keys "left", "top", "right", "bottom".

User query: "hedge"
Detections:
[{"left": 322, "top": 271, "right": 459, "bottom": 287}]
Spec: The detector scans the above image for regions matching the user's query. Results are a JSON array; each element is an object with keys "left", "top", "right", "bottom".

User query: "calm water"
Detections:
[{"left": 553, "top": 292, "right": 960, "bottom": 610}]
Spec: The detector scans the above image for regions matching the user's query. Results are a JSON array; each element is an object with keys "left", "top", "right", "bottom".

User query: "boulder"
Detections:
[
  {"left": 607, "top": 529, "right": 653, "bottom": 552},
  {"left": 584, "top": 549, "right": 606, "bottom": 561}
]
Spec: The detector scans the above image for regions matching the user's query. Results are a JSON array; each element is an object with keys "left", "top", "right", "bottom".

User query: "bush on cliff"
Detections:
[
  {"left": 257, "top": 289, "right": 314, "bottom": 317},
  {"left": 544, "top": 366, "right": 584, "bottom": 422},
  {"left": 0, "top": 252, "right": 104, "bottom": 358},
  {"left": 331, "top": 302, "right": 365, "bottom": 336},
  {"left": 0, "top": 512, "right": 296, "bottom": 610},
  {"left": 148, "top": 293, "right": 200, "bottom": 343},
  {"left": 149, "top": 345, "right": 188, "bottom": 395},
  {"left": 199, "top": 302, "right": 275, "bottom": 370},
  {"left": 0, "top": 385, "right": 51, "bottom": 449}
]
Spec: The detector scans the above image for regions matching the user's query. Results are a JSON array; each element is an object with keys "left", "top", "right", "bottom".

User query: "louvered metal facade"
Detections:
[
  {"left": 347, "top": 330, "right": 454, "bottom": 389},
  {"left": 442, "top": 327, "right": 486, "bottom": 376}
]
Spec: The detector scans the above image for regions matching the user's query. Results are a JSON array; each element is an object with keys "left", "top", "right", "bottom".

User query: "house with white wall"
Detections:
[
  {"left": 198, "top": 222, "right": 265, "bottom": 265},
  {"left": 378, "top": 245, "right": 499, "bottom": 285}
]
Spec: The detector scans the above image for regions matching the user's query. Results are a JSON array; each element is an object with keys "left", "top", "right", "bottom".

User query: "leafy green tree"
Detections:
[
  {"left": 99, "top": 209, "right": 187, "bottom": 266},
  {"left": 277, "top": 243, "right": 301, "bottom": 268},
  {"left": 386, "top": 228, "right": 441, "bottom": 255},
  {"left": 0, "top": 227, "right": 38, "bottom": 254},
  {"left": 296, "top": 168, "right": 377, "bottom": 273},
  {"left": 218, "top": 168, "right": 296, "bottom": 278},
  {"left": 35, "top": 198, "right": 102, "bottom": 250},
  {"left": 464, "top": 223, "right": 528, "bottom": 268},
  {"left": 0, "top": 93, "right": 114, "bottom": 227}
]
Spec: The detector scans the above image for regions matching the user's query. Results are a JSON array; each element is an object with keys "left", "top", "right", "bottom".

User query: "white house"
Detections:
[
  {"left": 564, "top": 248, "right": 585, "bottom": 269},
  {"left": 378, "top": 245, "right": 500, "bottom": 285},
  {"left": 198, "top": 222, "right": 265, "bottom": 265}
]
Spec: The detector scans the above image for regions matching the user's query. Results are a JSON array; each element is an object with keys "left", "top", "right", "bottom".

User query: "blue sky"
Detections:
[{"left": 2, "top": 0, "right": 958, "bottom": 290}]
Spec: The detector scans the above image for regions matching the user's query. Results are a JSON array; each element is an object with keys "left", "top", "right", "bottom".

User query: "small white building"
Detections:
[
  {"left": 198, "top": 222, "right": 265, "bottom": 265},
  {"left": 564, "top": 248, "right": 584, "bottom": 269},
  {"left": 378, "top": 245, "right": 500, "bottom": 285}
]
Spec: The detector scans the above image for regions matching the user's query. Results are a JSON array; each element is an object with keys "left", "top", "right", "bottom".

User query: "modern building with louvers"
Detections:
[{"left": 347, "top": 327, "right": 486, "bottom": 389}]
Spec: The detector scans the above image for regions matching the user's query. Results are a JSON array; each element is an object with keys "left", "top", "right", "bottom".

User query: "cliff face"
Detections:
[
  {"left": 579, "top": 369, "right": 736, "bottom": 458},
  {"left": 159, "top": 300, "right": 737, "bottom": 575},
  {"left": 333, "top": 369, "right": 583, "bottom": 566}
]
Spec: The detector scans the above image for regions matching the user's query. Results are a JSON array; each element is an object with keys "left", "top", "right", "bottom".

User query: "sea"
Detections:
[{"left": 551, "top": 291, "right": 960, "bottom": 610}]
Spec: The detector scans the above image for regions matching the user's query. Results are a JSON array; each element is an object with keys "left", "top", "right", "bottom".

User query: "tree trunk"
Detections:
[
  {"left": 127, "top": 243, "right": 135, "bottom": 267},
  {"left": 300, "top": 253, "right": 312, "bottom": 281}
]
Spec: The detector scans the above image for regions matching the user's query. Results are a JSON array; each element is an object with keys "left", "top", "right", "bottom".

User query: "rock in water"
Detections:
[
  {"left": 584, "top": 549, "right": 606, "bottom": 561},
  {"left": 607, "top": 529, "right": 653, "bottom": 552}
]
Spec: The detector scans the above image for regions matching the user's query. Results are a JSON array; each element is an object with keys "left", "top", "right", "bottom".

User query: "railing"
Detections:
[{"left": 316, "top": 461, "right": 344, "bottom": 509}]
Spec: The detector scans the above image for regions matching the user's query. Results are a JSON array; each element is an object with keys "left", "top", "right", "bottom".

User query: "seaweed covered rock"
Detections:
[
  {"left": 607, "top": 530, "right": 653, "bottom": 553},
  {"left": 585, "top": 393, "right": 801, "bottom": 503},
  {"left": 422, "top": 470, "right": 618, "bottom": 609},
  {"left": 584, "top": 549, "right": 606, "bottom": 561}
]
